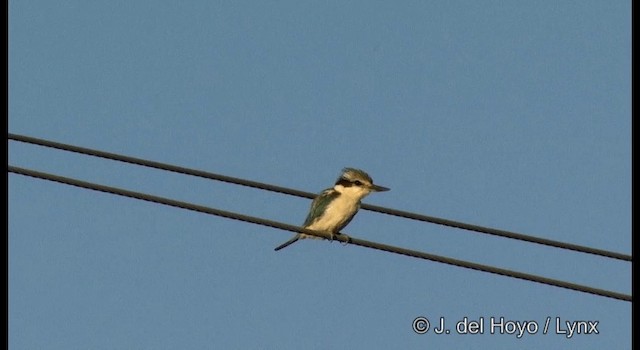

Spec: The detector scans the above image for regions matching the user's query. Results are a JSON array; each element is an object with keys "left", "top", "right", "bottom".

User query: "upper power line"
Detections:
[
  {"left": 8, "top": 165, "right": 632, "bottom": 302},
  {"left": 8, "top": 133, "right": 631, "bottom": 262}
]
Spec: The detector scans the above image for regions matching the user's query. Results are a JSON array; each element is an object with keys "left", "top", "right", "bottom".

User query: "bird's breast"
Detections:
[{"left": 306, "top": 195, "right": 359, "bottom": 232}]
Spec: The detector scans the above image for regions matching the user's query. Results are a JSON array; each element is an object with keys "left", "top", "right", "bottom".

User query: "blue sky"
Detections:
[{"left": 9, "top": 1, "right": 630, "bottom": 349}]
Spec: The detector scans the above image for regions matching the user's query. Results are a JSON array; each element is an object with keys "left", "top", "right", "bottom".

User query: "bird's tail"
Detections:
[{"left": 274, "top": 235, "right": 301, "bottom": 251}]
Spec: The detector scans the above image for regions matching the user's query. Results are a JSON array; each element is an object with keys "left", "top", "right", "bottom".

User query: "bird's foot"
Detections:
[
  {"left": 327, "top": 233, "right": 350, "bottom": 246},
  {"left": 337, "top": 233, "right": 350, "bottom": 246}
]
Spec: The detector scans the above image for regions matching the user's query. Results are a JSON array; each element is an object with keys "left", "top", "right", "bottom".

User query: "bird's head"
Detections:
[{"left": 333, "top": 167, "right": 389, "bottom": 199}]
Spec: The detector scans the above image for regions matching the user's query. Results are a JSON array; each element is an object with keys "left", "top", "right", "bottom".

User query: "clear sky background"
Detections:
[{"left": 9, "top": 1, "right": 631, "bottom": 349}]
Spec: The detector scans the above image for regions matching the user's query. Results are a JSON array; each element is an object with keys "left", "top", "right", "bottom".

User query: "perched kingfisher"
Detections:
[{"left": 274, "top": 167, "right": 389, "bottom": 251}]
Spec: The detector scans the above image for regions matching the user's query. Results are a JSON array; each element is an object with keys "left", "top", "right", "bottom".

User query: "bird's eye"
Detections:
[{"left": 354, "top": 180, "right": 363, "bottom": 186}]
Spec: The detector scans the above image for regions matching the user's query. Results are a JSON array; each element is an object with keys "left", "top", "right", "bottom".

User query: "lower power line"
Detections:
[{"left": 8, "top": 165, "right": 631, "bottom": 302}]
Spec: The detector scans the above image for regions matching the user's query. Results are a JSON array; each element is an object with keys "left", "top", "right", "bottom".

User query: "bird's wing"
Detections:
[{"left": 302, "top": 188, "right": 340, "bottom": 227}]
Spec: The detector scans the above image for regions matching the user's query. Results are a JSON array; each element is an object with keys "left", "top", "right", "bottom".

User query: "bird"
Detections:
[{"left": 274, "top": 167, "right": 389, "bottom": 251}]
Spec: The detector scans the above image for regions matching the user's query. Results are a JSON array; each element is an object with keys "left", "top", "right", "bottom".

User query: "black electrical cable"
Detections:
[
  {"left": 8, "top": 133, "right": 631, "bottom": 262},
  {"left": 8, "top": 165, "right": 632, "bottom": 302}
]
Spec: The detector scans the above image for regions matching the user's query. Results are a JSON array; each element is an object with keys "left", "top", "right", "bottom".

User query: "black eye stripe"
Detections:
[
  {"left": 336, "top": 178, "right": 367, "bottom": 187},
  {"left": 336, "top": 178, "right": 354, "bottom": 187}
]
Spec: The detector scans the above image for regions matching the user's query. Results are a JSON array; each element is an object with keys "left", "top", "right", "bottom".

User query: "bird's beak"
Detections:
[{"left": 371, "top": 184, "right": 390, "bottom": 192}]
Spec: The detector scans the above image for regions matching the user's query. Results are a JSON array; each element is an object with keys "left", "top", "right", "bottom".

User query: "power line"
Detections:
[
  {"left": 8, "top": 165, "right": 632, "bottom": 302},
  {"left": 8, "top": 133, "right": 632, "bottom": 262}
]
